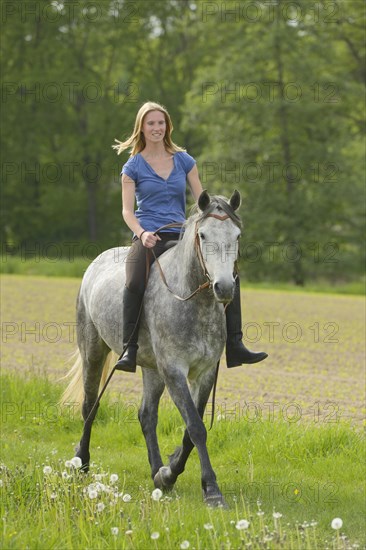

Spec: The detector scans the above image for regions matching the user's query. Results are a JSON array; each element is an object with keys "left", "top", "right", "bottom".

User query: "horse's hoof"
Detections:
[
  {"left": 203, "top": 491, "right": 228, "bottom": 508},
  {"left": 74, "top": 446, "right": 90, "bottom": 472},
  {"left": 153, "top": 466, "right": 175, "bottom": 491},
  {"left": 202, "top": 486, "right": 228, "bottom": 508}
]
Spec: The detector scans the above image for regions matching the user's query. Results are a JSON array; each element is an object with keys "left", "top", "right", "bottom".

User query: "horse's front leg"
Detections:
[
  {"left": 155, "top": 369, "right": 217, "bottom": 489},
  {"left": 139, "top": 368, "right": 165, "bottom": 479},
  {"left": 155, "top": 366, "right": 225, "bottom": 507}
]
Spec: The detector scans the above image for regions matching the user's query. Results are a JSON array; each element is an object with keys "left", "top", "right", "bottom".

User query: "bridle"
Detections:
[{"left": 151, "top": 213, "right": 234, "bottom": 301}]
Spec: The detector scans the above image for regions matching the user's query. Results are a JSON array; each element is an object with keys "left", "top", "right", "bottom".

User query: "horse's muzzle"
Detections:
[{"left": 213, "top": 280, "right": 235, "bottom": 303}]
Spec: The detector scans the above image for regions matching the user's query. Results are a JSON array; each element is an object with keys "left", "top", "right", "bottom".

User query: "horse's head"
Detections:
[{"left": 196, "top": 190, "right": 242, "bottom": 303}]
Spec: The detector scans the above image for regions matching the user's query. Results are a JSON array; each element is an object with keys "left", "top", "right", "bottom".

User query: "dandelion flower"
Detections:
[
  {"left": 180, "top": 541, "right": 190, "bottom": 549},
  {"left": 122, "top": 493, "right": 132, "bottom": 502},
  {"left": 331, "top": 518, "right": 343, "bottom": 530},
  {"left": 65, "top": 460, "right": 72, "bottom": 468},
  {"left": 88, "top": 489, "right": 98, "bottom": 499},
  {"left": 94, "top": 482, "right": 106, "bottom": 493},
  {"left": 71, "top": 457, "right": 82, "bottom": 469},
  {"left": 152, "top": 488, "right": 163, "bottom": 501},
  {"left": 151, "top": 532, "right": 160, "bottom": 540},
  {"left": 236, "top": 519, "right": 250, "bottom": 530},
  {"left": 111, "top": 527, "right": 119, "bottom": 536},
  {"left": 43, "top": 466, "right": 52, "bottom": 475},
  {"left": 97, "top": 502, "right": 105, "bottom": 512},
  {"left": 110, "top": 473, "right": 118, "bottom": 484},
  {"left": 273, "top": 512, "right": 283, "bottom": 519},
  {"left": 204, "top": 523, "right": 214, "bottom": 530},
  {"left": 62, "top": 471, "right": 69, "bottom": 480}
]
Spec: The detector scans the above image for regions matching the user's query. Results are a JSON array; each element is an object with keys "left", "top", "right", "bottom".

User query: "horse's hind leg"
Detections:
[
  {"left": 139, "top": 368, "right": 165, "bottom": 479},
  {"left": 75, "top": 312, "right": 109, "bottom": 470}
]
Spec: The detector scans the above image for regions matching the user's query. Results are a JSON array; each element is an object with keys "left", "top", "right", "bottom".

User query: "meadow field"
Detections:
[{"left": 1, "top": 274, "right": 365, "bottom": 549}]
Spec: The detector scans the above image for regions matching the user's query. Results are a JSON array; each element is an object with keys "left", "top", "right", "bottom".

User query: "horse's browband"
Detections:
[{"left": 206, "top": 213, "right": 230, "bottom": 221}]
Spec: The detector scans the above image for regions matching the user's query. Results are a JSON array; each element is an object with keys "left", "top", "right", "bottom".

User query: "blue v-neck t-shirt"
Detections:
[{"left": 121, "top": 151, "right": 196, "bottom": 234}]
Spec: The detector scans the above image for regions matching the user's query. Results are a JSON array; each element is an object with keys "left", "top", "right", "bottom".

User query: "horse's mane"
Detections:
[{"left": 182, "top": 195, "right": 242, "bottom": 237}]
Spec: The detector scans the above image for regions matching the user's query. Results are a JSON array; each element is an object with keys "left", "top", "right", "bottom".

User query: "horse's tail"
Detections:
[{"left": 60, "top": 348, "right": 117, "bottom": 411}]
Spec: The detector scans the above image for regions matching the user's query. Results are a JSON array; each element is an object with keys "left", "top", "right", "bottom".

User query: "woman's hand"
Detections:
[{"left": 140, "top": 231, "right": 161, "bottom": 248}]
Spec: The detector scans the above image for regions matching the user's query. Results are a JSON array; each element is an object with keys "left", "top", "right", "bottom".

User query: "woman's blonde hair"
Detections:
[{"left": 112, "top": 101, "right": 185, "bottom": 156}]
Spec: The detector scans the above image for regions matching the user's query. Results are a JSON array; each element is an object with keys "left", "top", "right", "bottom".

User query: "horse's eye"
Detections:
[{"left": 199, "top": 233, "right": 205, "bottom": 241}]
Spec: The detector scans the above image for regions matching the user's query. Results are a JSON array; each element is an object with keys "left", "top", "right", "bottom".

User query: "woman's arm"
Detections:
[
  {"left": 121, "top": 174, "right": 160, "bottom": 247},
  {"left": 187, "top": 164, "right": 203, "bottom": 201}
]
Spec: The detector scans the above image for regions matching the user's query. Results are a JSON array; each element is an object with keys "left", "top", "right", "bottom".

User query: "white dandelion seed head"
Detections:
[
  {"left": 273, "top": 512, "right": 283, "bottom": 519},
  {"left": 50, "top": 492, "right": 57, "bottom": 500},
  {"left": 110, "top": 473, "right": 118, "bottom": 484},
  {"left": 236, "top": 519, "right": 250, "bottom": 530},
  {"left": 94, "top": 474, "right": 102, "bottom": 481},
  {"left": 122, "top": 493, "right": 132, "bottom": 502},
  {"left": 61, "top": 471, "right": 69, "bottom": 480},
  {"left": 204, "top": 523, "right": 214, "bottom": 530},
  {"left": 95, "top": 482, "right": 106, "bottom": 493},
  {"left": 151, "top": 532, "right": 160, "bottom": 540},
  {"left": 43, "top": 466, "right": 52, "bottom": 475},
  {"left": 88, "top": 489, "right": 98, "bottom": 499},
  {"left": 97, "top": 502, "right": 105, "bottom": 512},
  {"left": 111, "top": 527, "right": 119, "bottom": 536},
  {"left": 65, "top": 460, "right": 72, "bottom": 468},
  {"left": 70, "top": 456, "right": 82, "bottom": 469},
  {"left": 180, "top": 541, "right": 190, "bottom": 549},
  {"left": 331, "top": 518, "right": 343, "bottom": 530},
  {"left": 151, "top": 488, "right": 163, "bottom": 501}
]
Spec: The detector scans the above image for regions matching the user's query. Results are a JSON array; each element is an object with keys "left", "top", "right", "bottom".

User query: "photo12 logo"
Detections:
[{"left": 1, "top": 2, "right": 141, "bottom": 24}]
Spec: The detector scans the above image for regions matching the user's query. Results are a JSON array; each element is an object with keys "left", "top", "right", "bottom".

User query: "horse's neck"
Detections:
[{"left": 170, "top": 225, "right": 207, "bottom": 293}]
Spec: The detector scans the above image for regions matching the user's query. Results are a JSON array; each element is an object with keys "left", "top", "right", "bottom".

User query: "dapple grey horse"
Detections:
[{"left": 62, "top": 190, "right": 242, "bottom": 506}]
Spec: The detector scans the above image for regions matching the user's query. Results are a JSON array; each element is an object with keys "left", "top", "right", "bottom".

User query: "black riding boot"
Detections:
[
  {"left": 225, "top": 278, "right": 268, "bottom": 368},
  {"left": 115, "top": 287, "right": 143, "bottom": 373}
]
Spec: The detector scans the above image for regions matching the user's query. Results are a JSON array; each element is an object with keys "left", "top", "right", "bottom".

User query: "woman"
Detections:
[{"left": 112, "top": 101, "right": 267, "bottom": 372}]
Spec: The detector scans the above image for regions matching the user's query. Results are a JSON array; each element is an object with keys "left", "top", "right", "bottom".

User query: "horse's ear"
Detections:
[
  {"left": 198, "top": 190, "right": 211, "bottom": 212},
  {"left": 229, "top": 189, "right": 241, "bottom": 211}
]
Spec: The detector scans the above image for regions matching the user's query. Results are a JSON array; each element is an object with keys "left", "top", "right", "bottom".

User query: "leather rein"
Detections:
[{"left": 149, "top": 213, "right": 231, "bottom": 301}]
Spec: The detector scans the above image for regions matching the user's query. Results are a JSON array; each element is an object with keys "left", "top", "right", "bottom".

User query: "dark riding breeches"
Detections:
[{"left": 125, "top": 232, "right": 180, "bottom": 295}]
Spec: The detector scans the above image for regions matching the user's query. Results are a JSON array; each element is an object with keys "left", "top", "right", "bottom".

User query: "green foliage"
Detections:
[{"left": 1, "top": 0, "right": 364, "bottom": 285}]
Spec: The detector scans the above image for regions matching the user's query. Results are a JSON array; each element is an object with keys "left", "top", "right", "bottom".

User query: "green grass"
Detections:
[
  {"left": 243, "top": 279, "right": 365, "bottom": 296},
  {"left": 1, "top": 256, "right": 364, "bottom": 294},
  {"left": 1, "top": 372, "right": 365, "bottom": 549},
  {"left": 0, "top": 256, "right": 91, "bottom": 278}
]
